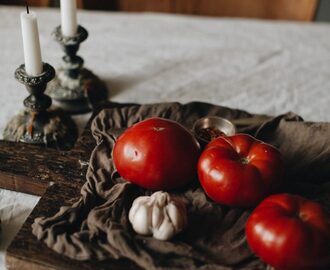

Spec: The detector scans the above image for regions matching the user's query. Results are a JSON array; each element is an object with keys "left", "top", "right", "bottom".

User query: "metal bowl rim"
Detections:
[{"left": 192, "top": 116, "right": 236, "bottom": 143}]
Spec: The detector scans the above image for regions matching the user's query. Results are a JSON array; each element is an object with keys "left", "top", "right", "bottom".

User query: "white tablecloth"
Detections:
[{"left": 0, "top": 6, "right": 330, "bottom": 269}]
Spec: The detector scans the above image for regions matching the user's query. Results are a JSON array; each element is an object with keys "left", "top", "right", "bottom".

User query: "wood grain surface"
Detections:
[
  {"left": 0, "top": 103, "right": 142, "bottom": 269},
  {"left": 7, "top": 183, "right": 141, "bottom": 270},
  {"left": 108, "top": 0, "right": 319, "bottom": 21},
  {"left": 0, "top": 0, "right": 319, "bottom": 21}
]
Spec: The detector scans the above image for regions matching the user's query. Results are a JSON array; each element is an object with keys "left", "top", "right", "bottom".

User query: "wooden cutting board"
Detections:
[{"left": 0, "top": 102, "right": 142, "bottom": 269}]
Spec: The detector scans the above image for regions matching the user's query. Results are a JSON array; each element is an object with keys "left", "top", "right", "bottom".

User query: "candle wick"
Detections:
[{"left": 26, "top": 1, "right": 30, "bottom": 14}]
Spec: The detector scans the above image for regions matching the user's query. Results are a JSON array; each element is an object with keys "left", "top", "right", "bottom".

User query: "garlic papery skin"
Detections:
[{"left": 128, "top": 191, "right": 187, "bottom": 241}]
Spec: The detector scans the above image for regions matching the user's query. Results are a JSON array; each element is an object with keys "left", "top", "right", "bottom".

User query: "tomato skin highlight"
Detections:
[
  {"left": 246, "top": 194, "right": 330, "bottom": 270},
  {"left": 197, "top": 134, "right": 283, "bottom": 207},
  {"left": 113, "top": 117, "right": 200, "bottom": 190}
]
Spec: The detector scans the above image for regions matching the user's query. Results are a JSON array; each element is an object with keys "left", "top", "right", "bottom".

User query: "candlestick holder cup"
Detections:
[
  {"left": 3, "top": 63, "right": 77, "bottom": 149},
  {"left": 47, "top": 25, "right": 107, "bottom": 114}
]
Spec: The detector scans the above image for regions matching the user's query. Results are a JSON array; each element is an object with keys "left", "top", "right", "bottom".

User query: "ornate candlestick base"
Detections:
[
  {"left": 47, "top": 67, "right": 107, "bottom": 114},
  {"left": 3, "top": 63, "right": 77, "bottom": 150},
  {"left": 47, "top": 25, "right": 107, "bottom": 114}
]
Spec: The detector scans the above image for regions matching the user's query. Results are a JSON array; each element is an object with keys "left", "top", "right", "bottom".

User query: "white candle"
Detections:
[
  {"left": 60, "top": 0, "right": 78, "bottom": 37},
  {"left": 20, "top": 10, "right": 43, "bottom": 76}
]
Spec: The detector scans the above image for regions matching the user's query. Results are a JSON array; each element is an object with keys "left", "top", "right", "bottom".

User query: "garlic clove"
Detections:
[
  {"left": 168, "top": 201, "right": 187, "bottom": 231},
  {"left": 129, "top": 201, "right": 151, "bottom": 235},
  {"left": 153, "top": 211, "right": 176, "bottom": 240},
  {"left": 151, "top": 202, "right": 163, "bottom": 231}
]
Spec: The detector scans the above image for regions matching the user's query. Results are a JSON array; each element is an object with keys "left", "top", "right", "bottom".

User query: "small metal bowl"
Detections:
[{"left": 193, "top": 116, "right": 236, "bottom": 145}]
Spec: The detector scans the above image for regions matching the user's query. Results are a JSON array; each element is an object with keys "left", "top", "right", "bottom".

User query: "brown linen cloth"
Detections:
[{"left": 32, "top": 102, "right": 330, "bottom": 270}]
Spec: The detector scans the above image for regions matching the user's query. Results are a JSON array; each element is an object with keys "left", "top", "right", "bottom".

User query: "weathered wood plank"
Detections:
[
  {"left": 6, "top": 183, "right": 141, "bottom": 270},
  {"left": 0, "top": 141, "right": 86, "bottom": 195},
  {"left": 0, "top": 106, "right": 98, "bottom": 195},
  {"left": 2, "top": 102, "right": 142, "bottom": 269}
]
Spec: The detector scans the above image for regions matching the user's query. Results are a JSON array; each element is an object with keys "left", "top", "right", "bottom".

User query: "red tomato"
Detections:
[
  {"left": 246, "top": 194, "right": 330, "bottom": 270},
  {"left": 197, "top": 134, "right": 283, "bottom": 207},
  {"left": 113, "top": 117, "right": 200, "bottom": 190}
]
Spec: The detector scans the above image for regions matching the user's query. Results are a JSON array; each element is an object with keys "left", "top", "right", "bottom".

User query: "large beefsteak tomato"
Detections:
[
  {"left": 246, "top": 194, "right": 330, "bottom": 270},
  {"left": 197, "top": 134, "right": 283, "bottom": 207},
  {"left": 113, "top": 117, "right": 200, "bottom": 190}
]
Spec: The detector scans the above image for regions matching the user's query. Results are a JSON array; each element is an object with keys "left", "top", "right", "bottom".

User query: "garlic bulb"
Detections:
[{"left": 128, "top": 191, "right": 187, "bottom": 241}]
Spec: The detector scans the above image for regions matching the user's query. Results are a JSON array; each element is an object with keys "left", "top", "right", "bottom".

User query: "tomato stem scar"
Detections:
[{"left": 239, "top": 157, "right": 250, "bottom": 165}]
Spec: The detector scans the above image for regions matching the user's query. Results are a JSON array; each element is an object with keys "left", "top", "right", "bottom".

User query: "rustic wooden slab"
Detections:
[{"left": 0, "top": 102, "right": 141, "bottom": 269}]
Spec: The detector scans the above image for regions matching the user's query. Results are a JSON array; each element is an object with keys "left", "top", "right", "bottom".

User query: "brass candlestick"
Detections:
[
  {"left": 47, "top": 25, "right": 107, "bottom": 114},
  {"left": 3, "top": 63, "right": 77, "bottom": 150}
]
